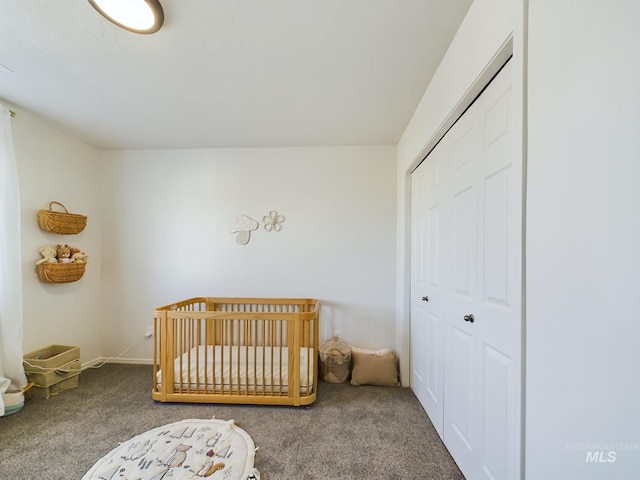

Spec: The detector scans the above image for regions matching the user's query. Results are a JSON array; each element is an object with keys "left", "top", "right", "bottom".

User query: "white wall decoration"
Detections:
[
  {"left": 229, "top": 211, "right": 286, "bottom": 245},
  {"left": 229, "top": 215, "right": 258, "bottom": 245},
  {"left": 263, "top": 210, "right": 285, "bottom": 232}
]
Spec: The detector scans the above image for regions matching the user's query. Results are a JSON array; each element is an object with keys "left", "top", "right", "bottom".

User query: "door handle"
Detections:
[
  {"left": 464, "top": 314, "right": 475, "bottom": 323},
  {"left": 421, "top": 296, "right": 429, "bottom": 302}
]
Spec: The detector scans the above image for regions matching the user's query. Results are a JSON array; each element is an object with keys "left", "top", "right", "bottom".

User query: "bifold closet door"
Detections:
[
  {"left": 410, "top": 146, "right": 447, "bottom": 438},
  {"left": 410, "top": 59, "right": 522, "bottom": 480}
]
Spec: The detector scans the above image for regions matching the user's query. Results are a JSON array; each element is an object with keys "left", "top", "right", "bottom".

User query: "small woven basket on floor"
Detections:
[
  {"left": 36, "top": 263, "right": 86, "bottom": 283},
  {"left": 38, "top": 201, "right": 87, "bottom": 234},
  {"left": 318, "top": 339, "right": 352, "bottom": 384}
]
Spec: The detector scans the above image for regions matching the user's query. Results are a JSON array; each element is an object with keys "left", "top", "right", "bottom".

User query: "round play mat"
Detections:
[{"left": 82, "top": 418, "right": 259, "bottom": 479}]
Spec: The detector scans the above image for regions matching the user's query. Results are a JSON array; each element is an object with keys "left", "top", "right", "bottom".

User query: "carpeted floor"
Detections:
[{"left": 0, "top": 363, "right": 464, "bottom": 479}]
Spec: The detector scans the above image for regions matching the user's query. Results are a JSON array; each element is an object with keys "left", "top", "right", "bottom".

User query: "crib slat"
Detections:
[{"left": 260, "top": 319, "right": 266, "bottom": 397}]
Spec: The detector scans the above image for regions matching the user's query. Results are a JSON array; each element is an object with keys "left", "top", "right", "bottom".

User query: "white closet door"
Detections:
[
  {"left": 410, "top": 60, "right": 521, "bottom": 480},
  {"left": 475, "top": 60, "right": 521, "bottom": 480},
  {"left": 444, "top": 60, "right": 521, "bottom": 480},
  {"left": 410, "top": 147, "right": 446, "bottom": 436},
  {"left": 443, "top": 113, "right": 480, "bottom": 477}
]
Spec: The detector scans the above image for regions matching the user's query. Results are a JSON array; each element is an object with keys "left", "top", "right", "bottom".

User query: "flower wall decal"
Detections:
[{"left": 263, "top": 211, "right": 285, "bottom": 232}]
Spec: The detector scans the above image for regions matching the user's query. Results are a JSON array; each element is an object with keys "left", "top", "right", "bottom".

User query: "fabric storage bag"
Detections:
[{"left": 318, "top": 339, "right": 352, "bottom": 383}]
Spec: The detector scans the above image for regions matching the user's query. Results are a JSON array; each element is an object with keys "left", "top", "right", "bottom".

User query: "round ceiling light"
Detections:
[{"left": 88, "top": 0, "right": 164, "bottom": 34}]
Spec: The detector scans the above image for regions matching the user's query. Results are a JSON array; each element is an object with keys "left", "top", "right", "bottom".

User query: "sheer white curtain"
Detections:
[{"left": 0, "top": 105, "right": 27, "bottom": 416}]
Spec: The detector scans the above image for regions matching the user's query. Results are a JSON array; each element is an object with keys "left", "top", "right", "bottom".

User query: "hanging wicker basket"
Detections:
[
  {"left": 38, "top": 202, "right": 87, "bottom": 234},
  {"left": 36, "top": 263, "right": 86, "bottom": 283}
]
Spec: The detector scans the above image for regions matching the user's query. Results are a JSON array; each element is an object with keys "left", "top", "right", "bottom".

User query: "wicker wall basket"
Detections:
[
  {"left": 36, "top": 263, "right": 86, "bottom": 283},
  {"left": 38, "top": 201, "right": 87, "bottom": 234}
]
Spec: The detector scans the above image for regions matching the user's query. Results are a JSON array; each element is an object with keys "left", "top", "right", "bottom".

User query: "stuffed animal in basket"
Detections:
[
  {"left": 56, "top": 244, "right": 72, "bottom": 263},
  {"left": 36, "top": 246, "right": 58, "bottom": 265},
  {"left": 71, "top": 252, "right": 88, "bottom": 263}
]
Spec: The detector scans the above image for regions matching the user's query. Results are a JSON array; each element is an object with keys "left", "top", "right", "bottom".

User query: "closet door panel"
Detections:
[
  {"left": 410, "top": 153, "right": 445, "bottom": 436},
  {"left": 444, "top": 82, "right": 481, "bottom": 476},
  {"left": 474, "top": 62, "right": 520, "bottom": 480}
]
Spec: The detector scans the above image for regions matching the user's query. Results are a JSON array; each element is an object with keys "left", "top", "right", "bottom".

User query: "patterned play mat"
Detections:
[{"left": 82, "top": 418, "right": 259, "bottom": 480}]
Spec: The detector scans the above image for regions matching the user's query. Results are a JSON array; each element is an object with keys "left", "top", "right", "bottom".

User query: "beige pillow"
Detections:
[{"left": 350, "top": 347, "right": 400, "bottom": 387}]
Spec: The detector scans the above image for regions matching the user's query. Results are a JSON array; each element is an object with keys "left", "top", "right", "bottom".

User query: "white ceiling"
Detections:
[{"left": 0, "top": 0, "right": 472, "bottom": 149}]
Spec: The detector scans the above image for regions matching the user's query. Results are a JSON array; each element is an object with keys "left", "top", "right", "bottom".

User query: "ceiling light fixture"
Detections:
[{"left": 88, "top": 0, "right": 164, "bottom": 34}]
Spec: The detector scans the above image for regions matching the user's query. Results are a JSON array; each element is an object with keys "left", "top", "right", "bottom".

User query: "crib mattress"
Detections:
[{"left": 157, "top": 345, "right": 315, "bottom": 393}]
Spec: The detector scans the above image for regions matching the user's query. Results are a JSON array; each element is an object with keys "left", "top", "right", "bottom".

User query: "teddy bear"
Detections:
[
  {"left": 36, "top": 246, "right": 58, "bottom": 265},
  {"left": 71, "top": 252, "right": 88, "bottom": 263},
  {"left": 56, "top": 244, "right": 72, "bottom": 263}
]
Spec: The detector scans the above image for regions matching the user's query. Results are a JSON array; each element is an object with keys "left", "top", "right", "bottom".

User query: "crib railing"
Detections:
[{"left": 152, "top": 298, "right": 318, "bottom": 406}]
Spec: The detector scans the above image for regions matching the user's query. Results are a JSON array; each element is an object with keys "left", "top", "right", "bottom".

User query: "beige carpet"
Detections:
[{"left": 0, "top": 363, "right": 464, "bottom": 480}]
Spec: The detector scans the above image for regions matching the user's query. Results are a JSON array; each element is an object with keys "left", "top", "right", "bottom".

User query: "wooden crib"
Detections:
[{"left": 152, "top": 297, "right": 319, "bottom": 406}]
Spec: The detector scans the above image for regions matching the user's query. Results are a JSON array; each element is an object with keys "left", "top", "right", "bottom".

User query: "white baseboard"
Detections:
[{"left": 82, "top": 357, "right": 153, "bottom": 369}]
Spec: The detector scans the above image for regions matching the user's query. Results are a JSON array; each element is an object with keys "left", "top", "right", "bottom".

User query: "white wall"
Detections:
[
  {"left": 12, "top": 111, "right": 397, "bottom": 369},
  {"left": 526, "top": 1, "right": 640, "bottom": 478},
  {"left": 12, "top": 109, "right": 102, "bottom": 364},
  {"left": 99, "top": 146, "right": 397, "bottom": 363}
]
